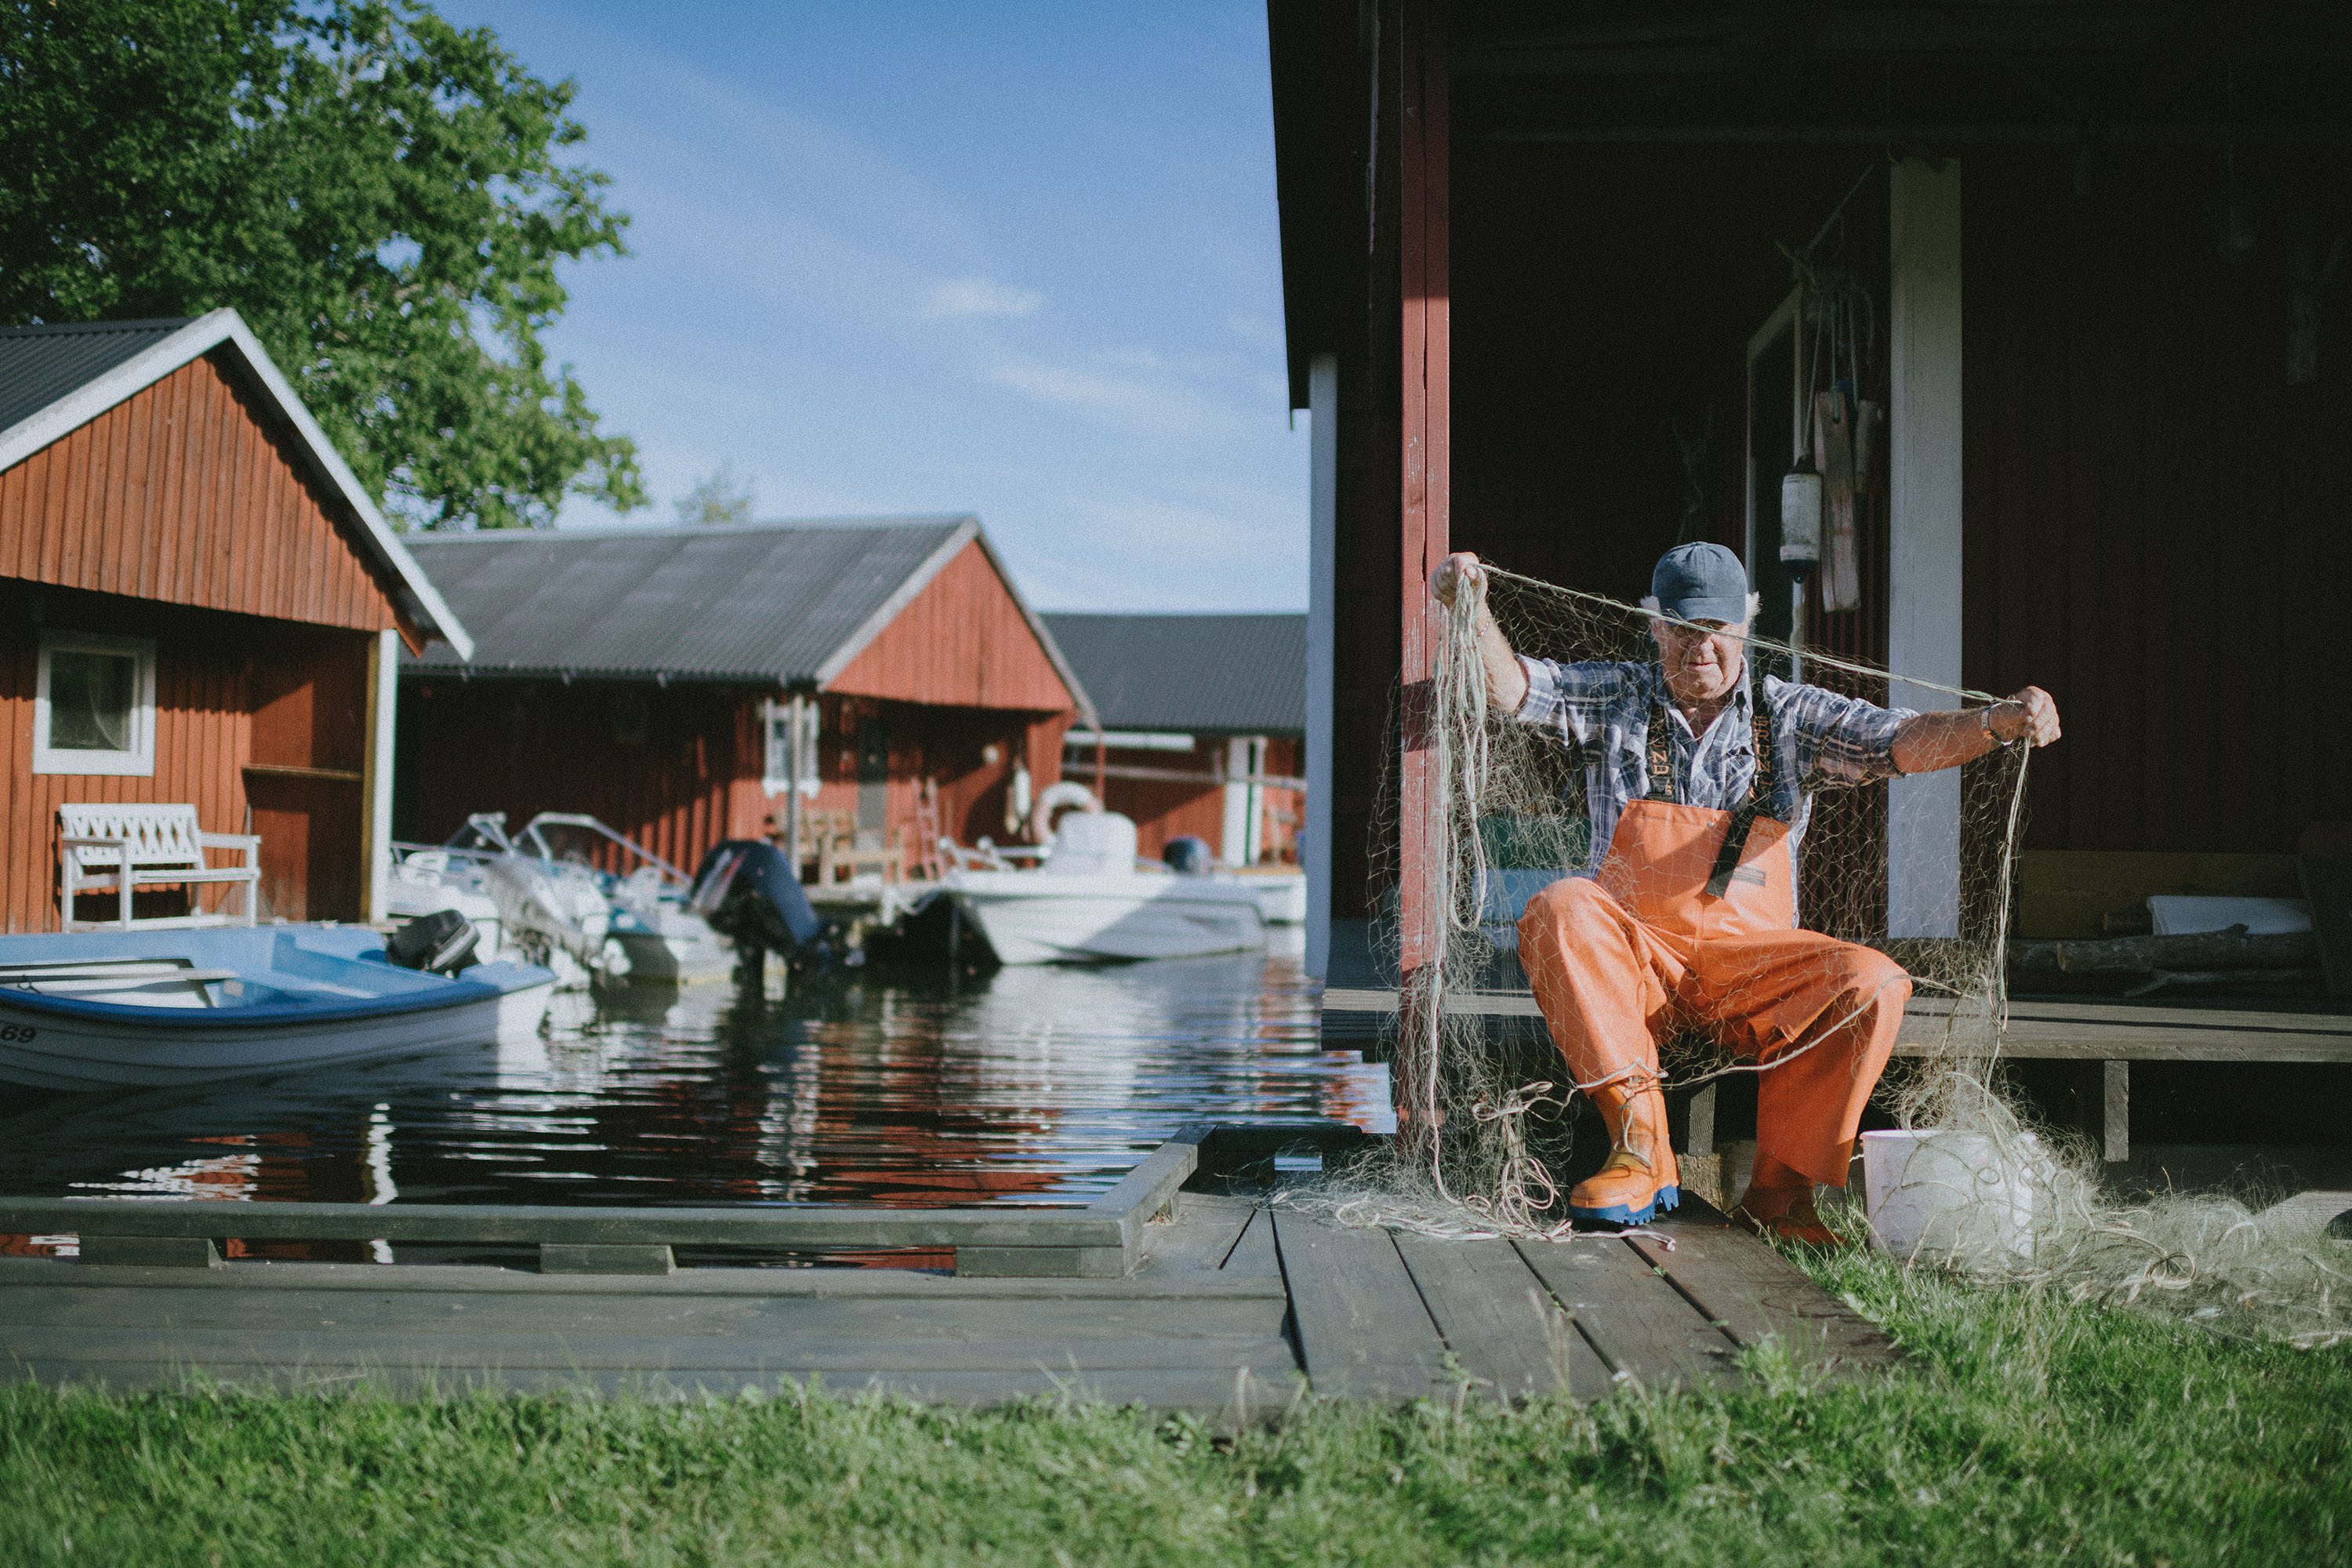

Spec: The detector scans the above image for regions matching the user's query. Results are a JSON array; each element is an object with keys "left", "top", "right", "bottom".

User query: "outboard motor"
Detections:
[
  {"left": 386, "top": 908, "right": 481, "bottom": 975},
  {"left": 1162, "top": 835, "right": 1216, "bottom": 876},
  {"left": 689, "top": 840, "right": 831, "bottom": 972}
]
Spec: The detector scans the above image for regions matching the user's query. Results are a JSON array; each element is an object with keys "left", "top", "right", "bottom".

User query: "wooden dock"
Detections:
[
  {"left": 1321, "top": 987, "right": 2352, "bottom": 1163},
  {"left": 0, "top": 1127, "right": 1896, "bottom": 1412}
]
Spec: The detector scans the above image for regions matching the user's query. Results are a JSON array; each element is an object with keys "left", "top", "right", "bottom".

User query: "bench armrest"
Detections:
[
  {"left": 58, "top": 835, "right": 132, "bottom": 850},
  {"left": 197, "top": 833, "right": 263, "bottom": 850}
]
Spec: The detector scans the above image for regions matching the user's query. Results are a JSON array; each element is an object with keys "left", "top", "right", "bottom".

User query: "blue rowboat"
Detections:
[{"left": 0, "top": 926, "right": 556, "bottom": 1091}]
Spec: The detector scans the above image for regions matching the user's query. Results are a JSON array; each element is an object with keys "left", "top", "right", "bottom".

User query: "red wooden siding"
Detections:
[
  {"left": 0, "top": 582, "right": 372, "bottom": 931},
  {"left": 1963, "top": 148, "right": 2352, "bottom": 857},
  {"left": 826, "top": 539, "right": 1076, "bottom": 711},
  {"left": 405, "top": 681, "right": 1073, "bottom": 882},
  {"left": 0, "top": 350, "right": 423, "bottom": 648},
  {"left": 1094, "top": 742, "right": 1227, "bottom": 863},
  {"left": 406, "top": 679, "right": 754, "bottom": 876},
  {"left": 1087, "top": 737, "right": 1302, "bottom": 866}
]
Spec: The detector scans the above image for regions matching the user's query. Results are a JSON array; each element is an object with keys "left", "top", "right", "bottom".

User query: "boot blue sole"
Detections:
[{"left": 1569, "top": 1185, "right": 1680, "bottom": 1226}]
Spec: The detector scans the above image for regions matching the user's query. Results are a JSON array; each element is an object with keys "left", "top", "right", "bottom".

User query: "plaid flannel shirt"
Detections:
[{"left": 1513, "top": 655, "right": 1914, "bottom": 883}]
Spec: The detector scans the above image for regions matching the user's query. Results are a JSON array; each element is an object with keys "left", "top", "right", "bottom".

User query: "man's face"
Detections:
[{"left": 1650, "top": 615, "right": 1748, "bottom": 706}]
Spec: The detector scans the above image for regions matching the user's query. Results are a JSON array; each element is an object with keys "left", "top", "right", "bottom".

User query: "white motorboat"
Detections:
[
  {"left": 944, "top": 811, "right": 1266, "bottom": 964},
  {"left": 1236, "top": 869, "right": 1308, "bottom": 924},
  {"left": 385, "top": 846, "right": 504, "bottom": 956},
  {"left": 393, "top": 815, "right": 614, "bottom": 990},
  {"left": 0, "top": 925, "right": 556, "bottom": 1091},
  {"left": 515, "top": 815, "right": 734, "bottom": 984}
]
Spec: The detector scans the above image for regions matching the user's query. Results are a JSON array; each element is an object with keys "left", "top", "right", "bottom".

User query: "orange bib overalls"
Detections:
[{"left": 1516, "top": 693, "right": 1910, "bottom": 1189}]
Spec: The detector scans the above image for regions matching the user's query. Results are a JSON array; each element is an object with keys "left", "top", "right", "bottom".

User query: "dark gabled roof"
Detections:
[
  {"left": 0, "top": 318, "right": 191, "bottom": 434},
  {"left": 403, "top": 518, "right": 1088, "bottom": 713},
  {"left": 1041, "top": 613, "right": 1306, "bottom": 736},
  {"left": 0, "top": 312, "right": 468, "bottom": 651}
]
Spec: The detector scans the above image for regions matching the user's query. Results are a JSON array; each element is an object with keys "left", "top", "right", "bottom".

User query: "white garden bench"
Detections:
[{"left": 57, "top": 804, "right": 262, "bottom": 931}]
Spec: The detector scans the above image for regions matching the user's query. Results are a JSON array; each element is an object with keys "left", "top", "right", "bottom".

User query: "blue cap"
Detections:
[{"left": 1651, "top": 543, "right": 1751, "bottom": 625}]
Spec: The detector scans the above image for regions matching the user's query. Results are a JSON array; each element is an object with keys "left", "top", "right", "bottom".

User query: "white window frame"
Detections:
[
  {"left": 33, "top": 630, "right": 157, "bottom": 776},
  {"left": 760, "top": 695, "right": 822, "bottom": 799}
]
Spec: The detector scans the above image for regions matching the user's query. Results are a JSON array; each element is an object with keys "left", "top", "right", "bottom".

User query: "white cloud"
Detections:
[
  {"left": 982, "top": 353, "right": 1243, "bottom": 438},
  {"left": 921, "top": 277, "right": 1046, "bottom": 320}
]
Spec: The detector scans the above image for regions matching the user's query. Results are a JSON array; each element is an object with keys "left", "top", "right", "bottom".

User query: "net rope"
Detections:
[{"left": 1280, "top": 561, "right": 2350, "bottom": 1347}]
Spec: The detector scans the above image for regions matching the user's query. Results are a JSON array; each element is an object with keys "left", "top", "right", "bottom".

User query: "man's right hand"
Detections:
[{"left": 1430, "top": 550, "right": 1486, "bottom": 606}]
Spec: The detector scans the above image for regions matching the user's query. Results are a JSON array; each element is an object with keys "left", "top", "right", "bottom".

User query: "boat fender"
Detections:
[
  {"left": 387, "top": 908, "right": 481, "bottom": 974},
  {"left": 1163, "top": 835, "right": 1216, "bottom": 876},
  {"left": 688, "top": 840, "right": 831, "bottom": 964}
]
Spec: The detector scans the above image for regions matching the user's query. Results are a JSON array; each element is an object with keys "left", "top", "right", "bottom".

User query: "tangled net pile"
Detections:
[{"left": 1287, "top": 562, "right": 2350, "bottom": 1348}]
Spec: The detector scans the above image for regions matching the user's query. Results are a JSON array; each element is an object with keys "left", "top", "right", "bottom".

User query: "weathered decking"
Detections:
[{"left": 0, "top": 1134, "right": 1898, "bottom": 1413}]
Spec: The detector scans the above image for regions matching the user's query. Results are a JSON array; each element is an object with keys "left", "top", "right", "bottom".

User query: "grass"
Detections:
[{"left": 4, "top": 1248, "right": 2348, "bottom": 1566}]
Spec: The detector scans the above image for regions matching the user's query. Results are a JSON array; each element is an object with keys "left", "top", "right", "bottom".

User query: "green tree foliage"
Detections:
[
  {"left": 674, "top": 462, "right": 755, "bottom": 527},
  {"left": 0, "top": 0, "right": 644, "bottom": 528}
]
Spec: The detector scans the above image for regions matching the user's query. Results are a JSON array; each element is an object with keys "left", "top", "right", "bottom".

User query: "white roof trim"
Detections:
[{"left": 0, "top": 309, "right": 472, "bottom": 657}]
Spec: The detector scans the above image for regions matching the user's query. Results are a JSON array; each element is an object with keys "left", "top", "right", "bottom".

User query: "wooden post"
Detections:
[
  {"left": 1395, "top": 0, "right": 1450, "bottom": 1155},
  {"left": 784, "top": 694, "right": 805, "bottom": 882},
  {"left": 1094, "top": 731, "right": 1107, "bottom": 805},
  {"left": 359, "top": 629, "right": 399, "bottom": 925}
]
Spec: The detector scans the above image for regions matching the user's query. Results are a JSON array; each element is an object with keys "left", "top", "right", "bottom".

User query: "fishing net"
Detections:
[{"left": 1287, "top": 562, "right": 2351, "bottom": 1349}]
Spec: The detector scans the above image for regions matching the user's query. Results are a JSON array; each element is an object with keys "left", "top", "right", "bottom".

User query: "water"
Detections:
[{"left": 0, "top": 931, "right": 1390, "bottom": 1238}]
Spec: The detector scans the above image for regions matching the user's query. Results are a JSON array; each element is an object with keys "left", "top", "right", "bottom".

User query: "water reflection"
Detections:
[{"left": 0, "top": 930, "right": 1388, "bottom": 1232}]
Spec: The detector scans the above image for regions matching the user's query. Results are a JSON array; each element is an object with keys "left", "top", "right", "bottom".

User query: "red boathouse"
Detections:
[{"left": 397, "top": 517, "right": 1094, "bottom": 883}]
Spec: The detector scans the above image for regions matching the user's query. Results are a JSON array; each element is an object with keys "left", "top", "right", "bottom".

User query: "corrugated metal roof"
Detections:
[
  {"left": 1042, "top": 613, "right": 1306, "bottom": 735},
  {"left": 402, "top": 517, "right": 979, "bottom": 683},
  {"left": 0, "top": 318, "right": 194, "bottom": 437}
]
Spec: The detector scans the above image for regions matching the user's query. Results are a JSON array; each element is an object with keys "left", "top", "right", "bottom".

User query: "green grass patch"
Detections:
[{"left": 5, "top": 1250, "right": 2347, "bottom": 1566}]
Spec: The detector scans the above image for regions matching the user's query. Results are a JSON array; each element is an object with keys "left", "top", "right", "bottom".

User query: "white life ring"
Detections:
[{"left": 1032, "top": 780, "right": 1099, "bottom": 834}]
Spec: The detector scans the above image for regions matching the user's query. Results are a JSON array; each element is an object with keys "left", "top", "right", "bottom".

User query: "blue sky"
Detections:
[{"left": 439, "top": 0, "right": 1308, "bottom": 612}]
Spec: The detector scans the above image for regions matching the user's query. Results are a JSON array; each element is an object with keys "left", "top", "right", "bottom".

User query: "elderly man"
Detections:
[{"left": 1431, "top": 542, "right": 2059, "bottom": 1240}]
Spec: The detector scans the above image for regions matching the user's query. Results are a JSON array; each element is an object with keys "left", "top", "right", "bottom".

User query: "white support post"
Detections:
[
  {"left": 1888, "top": 159, "right": 1965, "bottom": 938},
  {"left": 1221, "top": 738, "right": 1253, "bottom": 866},
  {"left": 361, "top": 628, "right": 400, "bottom": 925},
  {"left": 1305, "top": 352, "right": 1339, "bottom": 978}
]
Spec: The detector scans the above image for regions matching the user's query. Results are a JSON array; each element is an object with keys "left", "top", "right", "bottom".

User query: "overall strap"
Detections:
[
  {"left": 1704, "top": 686, "right": 1780, "bottom": 898},
  {"left": 1645, "top": 688, "right": 1678, "bottom": 804}
]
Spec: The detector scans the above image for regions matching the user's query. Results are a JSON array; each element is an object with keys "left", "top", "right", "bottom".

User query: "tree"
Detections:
[
  {"left": 0, "top": 0, "right": 645, "bottom": 528},
  {"left": 674, "top": 463, "right": 755, "bottom": 528}
]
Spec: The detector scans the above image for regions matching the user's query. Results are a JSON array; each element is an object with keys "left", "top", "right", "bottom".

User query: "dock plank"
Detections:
[
  {"left": 0, "top": 1325, "right": 1301, "bottom": 1376},
  {"left": 1628, "top": 1213, "right": 1901, "bottom": 1375},
  {"left": 1136, "top": 1195, "right": 1258, "bottom": 1276},
  {"left": 1221, "top": 1207, "right": 1279, "bottom": 1276},
  {"left": 1514, "top": 1236, "right": 1741, "bottom": 1391},
  {"left": 0, "top": 1279, "right": 1290, "bottom": 1344},
  {"left": 12, "top": 1359, "right": 1301, "bottom": 1414},
  {"left": 1392, "top": 1234, "right": 1594, "bottom": 1401},
  {"left": 1271, "top": 1213, "right": 1451, "bottom": 1401}
]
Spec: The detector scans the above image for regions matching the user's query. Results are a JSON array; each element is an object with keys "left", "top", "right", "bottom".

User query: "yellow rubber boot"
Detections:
[{"left": 1568, "top": 1081, "right": 1680, "bottom": 1225}]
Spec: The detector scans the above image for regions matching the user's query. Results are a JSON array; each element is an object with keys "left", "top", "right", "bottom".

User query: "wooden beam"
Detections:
[{"left": 1394, "top": 0, "right": 1451, "bottom": 1154}]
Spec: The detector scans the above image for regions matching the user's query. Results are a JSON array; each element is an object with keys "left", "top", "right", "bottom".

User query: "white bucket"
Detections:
[{"left": 1860, "top": 1129, "right": 2043, "bottom": 1263}]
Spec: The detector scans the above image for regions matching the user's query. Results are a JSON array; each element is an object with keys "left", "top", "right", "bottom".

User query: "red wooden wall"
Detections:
[
  {"left": 1096, "top": 742, "right": 1226, "bottom": 862},
  {"left": 0, "top": 350, "right": 423, "bottom": 647},
  {"left": 1089, "top": 736, "right": 1304, "bottom": 865},
  {"left": 829, "top": 539, "right": 1077, "bottom": 712},
  {"left": 1962, "top": 147, "right": 2352, "bottom": 855},
  {"left": 405, "top": 678, "right": 756, "bottom": 875},
  {"left": 404, "top": 681, "right": 1075, "bottom": 880},
  {"left": 0, "top": 582, "right": 373, "bottom": 930}
]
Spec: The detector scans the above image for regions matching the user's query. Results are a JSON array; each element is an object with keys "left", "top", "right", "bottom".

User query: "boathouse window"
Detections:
[
  {"left": 761, "top": 696, "right": 821, "bottom": 797},
  {"left": 32, "top": 631, "right": 156, "bottom": 776}
]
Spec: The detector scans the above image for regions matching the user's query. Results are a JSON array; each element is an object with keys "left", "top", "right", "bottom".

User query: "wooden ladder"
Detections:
[{"left": 911, "top": 779, "right": 944, "bottom": 880}]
